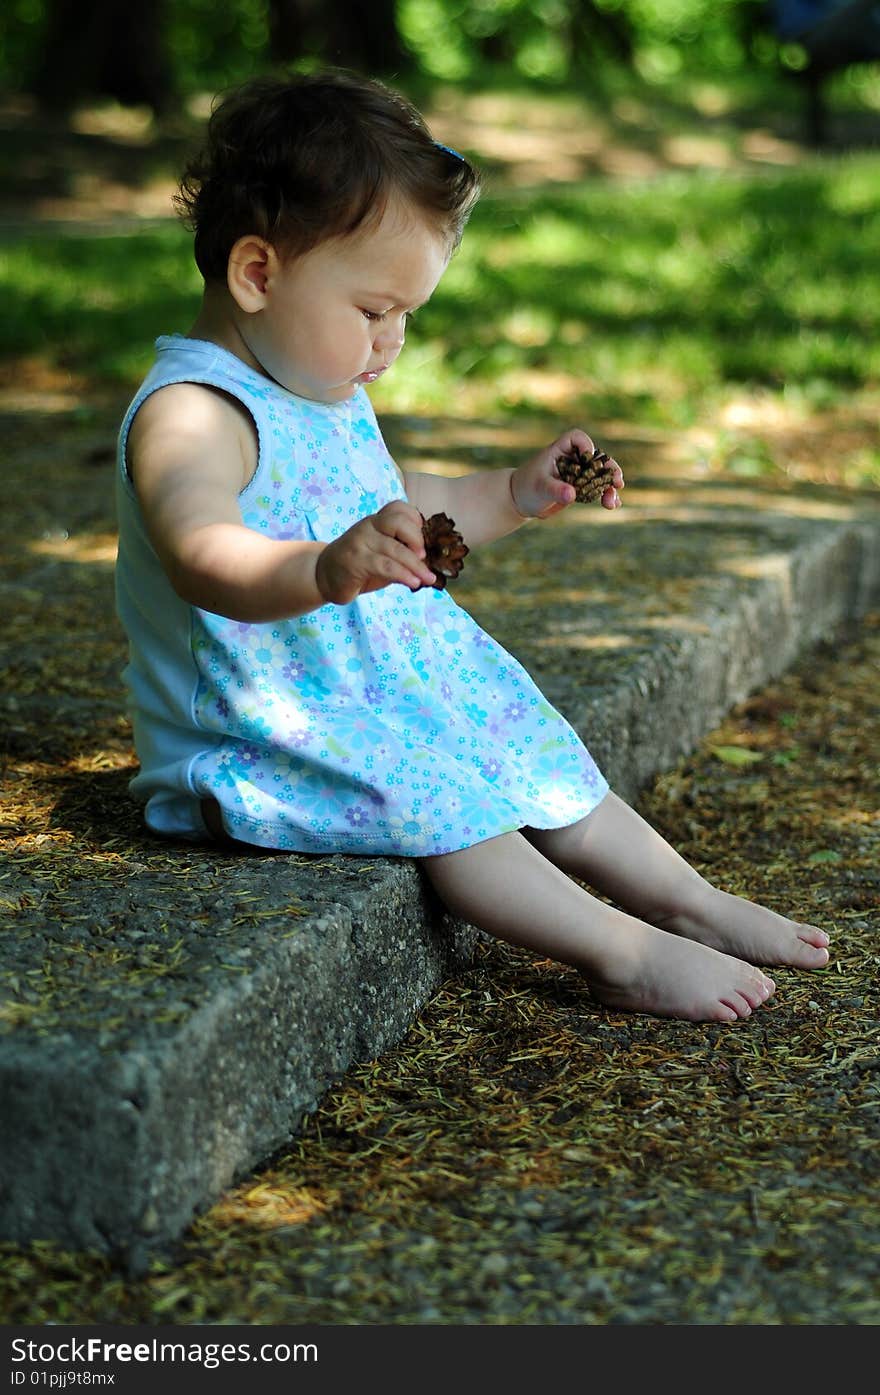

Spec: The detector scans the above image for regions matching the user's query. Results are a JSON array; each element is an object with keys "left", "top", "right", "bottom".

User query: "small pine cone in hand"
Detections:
[
  {"left": 555, "top": 445, "right": 617, "bottom": 503},
  {"left": 420, "top": 512, "right": 469, "bottom": 590}
]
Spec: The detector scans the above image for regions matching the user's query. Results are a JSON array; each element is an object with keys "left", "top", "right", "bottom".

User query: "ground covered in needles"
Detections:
[{"left": 2, "top": 609, "right": 877, "bottom": 1325}]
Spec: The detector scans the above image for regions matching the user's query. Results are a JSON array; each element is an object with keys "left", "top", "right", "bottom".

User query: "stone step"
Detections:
[{"left": 2, "top": 494, "right": 878, "bottom": 1270}]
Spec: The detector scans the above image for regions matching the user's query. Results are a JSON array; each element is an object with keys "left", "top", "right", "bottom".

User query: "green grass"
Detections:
[
  {"left": 0, "top": 225, "right": 203, "bottom": 382},
  {"left": 383, "top": 155, "right": 880, "bottom": 422},
  {"left": 3, "top": 132, "right": 880, "bottom": 454}
]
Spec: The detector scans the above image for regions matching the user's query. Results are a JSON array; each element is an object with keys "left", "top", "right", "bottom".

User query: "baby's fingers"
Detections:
[
  {"left": 532, "top": 476, "right": 577, "bottom": 518},
  {"left": 599, "top": 457, "right": 624, "bottom": 510},
  {"left": 550, "top": 430, "right": 624, "bottom": 491},
  {"left": 372, "top": 500, "right": 427, "bottom": 556},
  {"left": 366, "top": 534, "right": 435, "bottom": 591},
  {"left": 393, "top": 547, "right": 437, "bottom": 591},
  {"left": 317, "top": 525, "right": 433, "bottom": 602},
  {"left": 551, "top": 427, "right": 596, "bottom": 463}
]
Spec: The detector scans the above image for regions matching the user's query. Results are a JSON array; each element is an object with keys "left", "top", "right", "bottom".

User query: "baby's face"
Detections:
[{"left": 243, "top": 198, "right": 450, "bottom": 403}]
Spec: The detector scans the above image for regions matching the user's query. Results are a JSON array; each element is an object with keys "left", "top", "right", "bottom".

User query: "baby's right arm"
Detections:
[{"left": 128, "top": 384, "right": 434, "bottom": 621}]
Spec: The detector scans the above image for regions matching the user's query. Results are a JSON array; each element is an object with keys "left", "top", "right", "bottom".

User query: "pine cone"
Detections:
[
  {"left": 421, "top": 512, "right": 469, "bottom": 590},
  {"left": 555, "top": 445, "right": 616, "bottom": 503}
]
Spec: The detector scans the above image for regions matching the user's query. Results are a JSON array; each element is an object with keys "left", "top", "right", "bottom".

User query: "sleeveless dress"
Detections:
[{"left": 115, "top": 335, "right": 609, "bottom": 854}]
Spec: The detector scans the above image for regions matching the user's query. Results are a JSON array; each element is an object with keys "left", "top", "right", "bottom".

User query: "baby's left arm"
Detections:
[{"left": 404, "top": 429, "right": 622, "bottom": 548}]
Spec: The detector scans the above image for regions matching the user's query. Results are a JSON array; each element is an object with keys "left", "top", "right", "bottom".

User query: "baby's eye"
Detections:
[{"left": 361, "top": 309, "right": 387, "bottom": 322}]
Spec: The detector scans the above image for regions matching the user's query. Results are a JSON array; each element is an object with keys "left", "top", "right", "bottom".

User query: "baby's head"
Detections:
[{"left": 176, "top": 70, "right": 481, "bottom": 283}]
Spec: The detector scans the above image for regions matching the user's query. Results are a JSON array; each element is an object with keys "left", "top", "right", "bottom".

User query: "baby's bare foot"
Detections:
[
  {"left": 653, "top": 884, "right": 830, "bottom": 970},
  {"left": 585, "top": 920, "right": 776, "bottom": 1023}
]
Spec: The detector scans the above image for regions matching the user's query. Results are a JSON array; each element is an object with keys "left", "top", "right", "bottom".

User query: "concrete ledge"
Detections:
[
  {"left": 0, "top": 856, "right": 476, "bottom": 1264},
  {"left": 568, "top": 517, "right": 880, "bottom": 800},
  {"left": 2, "top": 497, "right": 878, "bottom": 1265}
]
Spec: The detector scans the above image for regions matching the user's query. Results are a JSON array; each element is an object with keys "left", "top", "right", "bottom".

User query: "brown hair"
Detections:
[{"left": 175, "top": 69, "right": 481, "bottom": 282}]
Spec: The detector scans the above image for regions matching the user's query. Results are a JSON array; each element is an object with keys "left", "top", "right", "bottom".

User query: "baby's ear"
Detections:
[{"left": 227, "top": 236, "right": 273, "bottom": 311}]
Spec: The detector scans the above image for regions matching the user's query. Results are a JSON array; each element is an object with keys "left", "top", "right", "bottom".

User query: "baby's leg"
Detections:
[
  {"left": 419, "top": 831, "right": 775, "bottom": 1023},
  {"left": 525, "top": 791, "right": 829, "bottom": 970}
]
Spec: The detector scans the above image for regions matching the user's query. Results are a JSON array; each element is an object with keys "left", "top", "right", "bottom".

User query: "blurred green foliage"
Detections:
[
  {"left": 0, "top": 1, "right": 779, "bottom": 101},
  {"left": 397, "top": 0, "right": 770, "bottom": 84}
]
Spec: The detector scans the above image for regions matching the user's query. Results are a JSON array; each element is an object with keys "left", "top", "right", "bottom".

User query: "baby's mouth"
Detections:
[{"left": 356, "top": 367, "right": 387, "bottom": 384}]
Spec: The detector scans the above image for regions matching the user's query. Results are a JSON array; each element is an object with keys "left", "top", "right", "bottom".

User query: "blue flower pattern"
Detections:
[{"left": 172, "top": 343, "right": 608, "bottom": 852}]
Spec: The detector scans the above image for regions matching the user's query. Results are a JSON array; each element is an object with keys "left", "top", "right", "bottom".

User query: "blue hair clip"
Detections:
[{"left": 435, "top": 141, "right": 464, "bottom": 161}]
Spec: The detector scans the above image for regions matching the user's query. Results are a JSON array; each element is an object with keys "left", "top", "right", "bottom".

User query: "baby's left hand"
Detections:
[{"left": 511, "top": 429, "right": 624, "bottom": 519}]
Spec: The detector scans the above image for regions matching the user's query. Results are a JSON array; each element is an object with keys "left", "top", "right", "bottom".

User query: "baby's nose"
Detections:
[{"left": 375, "top": 318, "right": 405, "bottom": 354}]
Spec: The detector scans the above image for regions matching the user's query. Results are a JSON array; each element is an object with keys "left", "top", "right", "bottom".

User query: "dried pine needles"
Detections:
[{"left": 1, "top": 412, "right": 878, "bottom": 1324}]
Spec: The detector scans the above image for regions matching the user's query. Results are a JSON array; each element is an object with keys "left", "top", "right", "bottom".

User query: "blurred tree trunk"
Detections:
[
  {"left": 268, "top": 0, "right": 319, "bottom": 61},
  {"left": 477, "top": 30, "right": 517, "bottom": 65},
  {"left": 30, "top": 0, "right": 173, "bottom": 113},
  {"left": 567, "top": 0, "right": 634, "bottom": 65},
  {"left": 268, "top": 0, "right": 408, "bottom": 72}
]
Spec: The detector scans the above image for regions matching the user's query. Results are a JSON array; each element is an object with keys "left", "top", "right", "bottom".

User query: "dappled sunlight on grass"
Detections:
[
  {"left": 720, "top": 552, "right": 795, "bottom": 590},
  {"left": 661, "top": 133, "right": 738, "bottom": 169},
  {"left": 28, "top": 531, "right": 118, "bottom": 564},
  {"left": 531, "top": 631, "right": 635, "bottom": 651},
  {"left": 425, "top": 79, "right": 818, "bottom": 188},
  {"left": 369, "top": 160, "right": 880, "bottom": 457},
  {"left": 69, "top": 103, "right": 156, "bottom": 144},
  {"left": 2, "top": 80, "right": 880, "bottom": 494},
  {"left": 3, "top": 228, "right": 880, "bottom": 506},
  {"left": 617, "top": 486, "right": 861, "bottom": 521}
]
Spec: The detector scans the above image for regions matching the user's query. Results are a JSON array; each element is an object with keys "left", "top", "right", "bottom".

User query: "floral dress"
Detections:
[{"left": 115, "top": 335, "right": 608, "bottom": 853}]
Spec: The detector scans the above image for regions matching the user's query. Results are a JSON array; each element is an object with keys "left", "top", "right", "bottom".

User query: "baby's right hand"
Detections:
[{"left": 314, "top": 501, "right": 437, "bottom": 604}]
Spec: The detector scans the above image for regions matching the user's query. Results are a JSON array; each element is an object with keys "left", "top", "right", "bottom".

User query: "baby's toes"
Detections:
[
  {"left": 729, "top": 972, "right": 775, "bottom": 1016},
  {"left": 788, "top": 923, "right": 830, "bottom": 967},
  {"left": 751, "top": 972, "right": 776, "bottom": 1006},
  {"left": 720, "top": 999, "right": 751, "bottom": 1020},
  {"left": 799, "top": 922, "right": 830, "bottom": 949}
]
